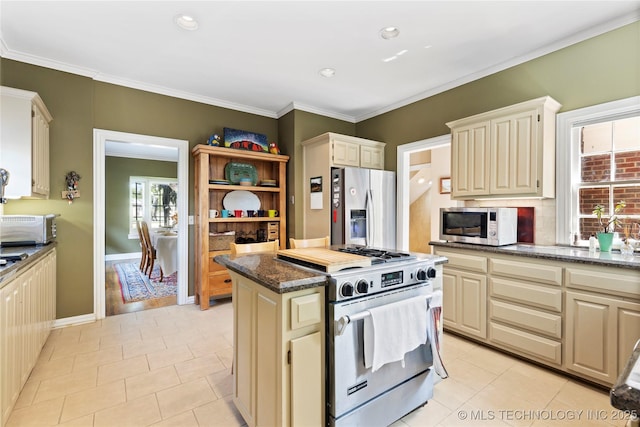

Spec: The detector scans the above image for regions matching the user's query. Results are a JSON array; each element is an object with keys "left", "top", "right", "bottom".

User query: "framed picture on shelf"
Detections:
[
  {"left": 439, "top": 177, "right": 451, "bottom": 194},
  {"left": 223, "top": 127, "right": 268, "bottom": 152}
]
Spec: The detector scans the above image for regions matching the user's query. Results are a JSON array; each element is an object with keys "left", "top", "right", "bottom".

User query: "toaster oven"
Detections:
[{"left": 0, "top": 214, "right": 58, "bottom": 246}]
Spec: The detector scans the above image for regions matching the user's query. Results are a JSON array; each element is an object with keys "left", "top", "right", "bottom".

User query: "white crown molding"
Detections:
[
  {"left": 356, "top": 12, "right": 640, "bottom": 122},
  {"left": 3, "top": 11, "right": 638, "bottom": 124},
  {"left": 277, "top": 102, "right": 356, "bottom": 123}
]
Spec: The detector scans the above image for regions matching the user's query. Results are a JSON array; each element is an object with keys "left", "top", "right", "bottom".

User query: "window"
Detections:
[
  {"left": 129, "top": 176, "right": 178, "bottom": 238},
  {"left": 556, "top": 97, "right": 640, "bottom": 246}
]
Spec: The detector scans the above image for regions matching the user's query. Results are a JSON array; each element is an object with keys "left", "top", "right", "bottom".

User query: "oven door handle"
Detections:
[{"left": 336, "top": 310, "right": 371, "bottom": 336}]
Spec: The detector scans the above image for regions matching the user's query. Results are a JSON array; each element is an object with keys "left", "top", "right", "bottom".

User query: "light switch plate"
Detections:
[{"left": 188, "top": 215, "right": 194, "bottom": 225}]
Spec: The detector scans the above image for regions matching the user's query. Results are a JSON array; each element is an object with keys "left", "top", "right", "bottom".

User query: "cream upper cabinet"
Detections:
[
  {"left": 302, "top": 132, "right": 385, "bottom": 170},
  {"left": 0, "top": 86, "right": 53, "bottom": 199},
  {"left": 447, "top": 96, "right": 560, "bottom": 199},
  {"left": 450, "top": 121, "right": 490, "bottom": 197}
]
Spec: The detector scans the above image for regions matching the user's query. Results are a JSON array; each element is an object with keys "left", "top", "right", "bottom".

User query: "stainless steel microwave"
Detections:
[
  {"left": 0, "top": 214, "right": 57, "bottom": 246},
  {"left": 439, "top": 207, "right": 517, "bottom": 246}
]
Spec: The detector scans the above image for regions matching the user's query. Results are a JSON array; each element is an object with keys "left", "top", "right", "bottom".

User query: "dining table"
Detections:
[{"left": 151, "top": 231, "right": 178, "bottom": 277}]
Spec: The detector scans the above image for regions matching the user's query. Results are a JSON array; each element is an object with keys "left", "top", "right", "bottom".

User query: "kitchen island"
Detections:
[
  {"left": 430, "top": 241, "right": 640, "bottom": 388},
  {"left": 215, "top": 252, "right": 328, "bottom": 427},
  {"left": 216, "top": 248, "right": 448, "bottom": 427}
]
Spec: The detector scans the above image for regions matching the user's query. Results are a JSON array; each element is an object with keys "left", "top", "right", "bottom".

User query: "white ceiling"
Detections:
[{"left": 1, "top": 1, "right": 639, "bottom": 123}]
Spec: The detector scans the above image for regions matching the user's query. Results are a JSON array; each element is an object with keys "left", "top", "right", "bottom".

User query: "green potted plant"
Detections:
[{"left": 592, "top": 200, "right": 626, "bottom": 252}]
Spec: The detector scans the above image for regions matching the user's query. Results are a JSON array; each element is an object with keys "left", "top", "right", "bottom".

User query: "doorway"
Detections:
[
  {"left": 93, "top": 129, "right": 189, "bottom": 320},
  {"left": 397, "top": 134, "right": 457, "bottom": 252}
]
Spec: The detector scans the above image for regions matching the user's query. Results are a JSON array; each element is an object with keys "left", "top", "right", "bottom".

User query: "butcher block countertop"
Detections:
[
  {"left": 430, "top": 241, "right": 640, "bottom": 271},
  {"left": 215, "top": 245, "right": 448, "bottom": 294}
]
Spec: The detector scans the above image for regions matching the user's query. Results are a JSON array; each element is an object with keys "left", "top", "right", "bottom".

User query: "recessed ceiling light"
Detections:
[
  {"left": 380, "top": 26, "right": 399, "bottom": 40},
  {"left": 418, "top": 177, "right": 425, "bottom": 184},
  {"left": 175, "top": 14, "right": 198, "bottom": 31},
  {"left": 319, "top": 68, "right": 336, "bottom": 78}
]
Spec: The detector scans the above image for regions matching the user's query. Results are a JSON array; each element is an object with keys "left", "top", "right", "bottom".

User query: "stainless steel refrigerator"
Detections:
[{"left": 331, "top": 167, "right": 396, "bottom": 248}]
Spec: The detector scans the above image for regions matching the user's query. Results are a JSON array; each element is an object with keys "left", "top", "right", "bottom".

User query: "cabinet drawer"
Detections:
[
  {"left": 209, "top": 250, "right": 231, "bottom": 273},
  {"left": 290, "top": 293, "right": 322, "bottom": 330},
  {"left": 490, "top": 300, "right": 562, "bottom": 338},
  {"left": 490, "top": 258, "right": 562, "bottom": 286},
  {"left": 490, "top": 322, "right": 561, "bottom": 365},
  {"left": 437, "top": 250, "right": 487, "bottom": 273},
  {"left": 209, "top": 272, "right": 232, "bottom": 296},
  {"left": 490, "top": 277, "right": 562, "bottom": 312},
  {"left": 565, "top": 266, "right": 640, "bottom": 299}
]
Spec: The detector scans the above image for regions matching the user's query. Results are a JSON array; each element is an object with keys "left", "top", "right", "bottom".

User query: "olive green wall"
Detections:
[
  {"left": 105, "top": 156, "right": 177, "bottom": 255},
  {"left": 1, "top": 59, "right": 279, "bottom": 318},
  {"left": 1, "top": 20, "right": 637, "bottom": 319},
  {"left": 356, "top": 21, "right": 640, "bottom": 171}
]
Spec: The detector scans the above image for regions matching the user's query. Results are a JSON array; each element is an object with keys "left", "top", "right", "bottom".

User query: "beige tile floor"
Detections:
[{"left": 7, "top": 300, "right": 630, "bottom": 427}]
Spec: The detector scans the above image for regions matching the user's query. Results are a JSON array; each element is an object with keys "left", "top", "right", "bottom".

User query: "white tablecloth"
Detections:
[{"left": 152, "top": 233, "right": 178, "bottom": 276}]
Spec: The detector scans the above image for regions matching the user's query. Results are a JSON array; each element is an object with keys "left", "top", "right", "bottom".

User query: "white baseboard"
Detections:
[{"left": 53, "top": 313, "right": 97, "bottom": 329}]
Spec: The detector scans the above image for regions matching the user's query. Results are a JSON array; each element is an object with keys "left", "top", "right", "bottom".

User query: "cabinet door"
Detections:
[
  {"left": 332, "top": 140, "right": 359, "bottom": 167},
  {"left": 360, "top": 144, "right": 384, "bottom": 169},
  {"left": 442, "top": 268, "right": 487, "bottom": 339},
  {"left": 290, "top": 331, "right": 322, "bottom": 426},
  {"left": 565, "top": 291, "right": 616, "bottom": 384},
  {"left": 32, "top": 104, "right": 50, "bottom": 197},
  {"left": 616, "top": 301, "right": 640, "bottom": 379},
  {"left": 490, "top": 109, "right": 538, "bottom": 195},
  {"left": 451, "top": 122, "right": 490, "bottom": 198}
]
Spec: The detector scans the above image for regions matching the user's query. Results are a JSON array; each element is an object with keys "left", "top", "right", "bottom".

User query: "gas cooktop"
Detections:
[{"left": 336, "top": 246, "right": 416, "bottom": 264}]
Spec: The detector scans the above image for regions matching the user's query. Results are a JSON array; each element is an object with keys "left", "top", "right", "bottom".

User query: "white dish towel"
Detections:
[{"left": 364, "top": 295, "right": 428, "bottom": 372}]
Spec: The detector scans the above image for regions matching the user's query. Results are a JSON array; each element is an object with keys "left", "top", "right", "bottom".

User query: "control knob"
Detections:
[
  {"left": 427, "top": 267, "right": 437, "bottom": 279},
  {"left": 356, "top": 279, "right": 369, "bottom": 294},
  {"left": 340, "top": 282, "right": 354, "bottom": 298},
  {"left": 416, "top": 268, "right": 428, "bottom": 282}
]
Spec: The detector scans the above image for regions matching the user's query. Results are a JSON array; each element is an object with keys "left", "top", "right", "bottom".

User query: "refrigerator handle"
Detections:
[{"left": 366, "top": 189, "right": 374, "bottom": 246}]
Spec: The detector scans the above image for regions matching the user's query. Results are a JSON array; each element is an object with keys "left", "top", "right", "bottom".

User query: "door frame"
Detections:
[
  {"left": 93, "top": 129, "right": 190, "bottom": 319},
  {"left": 396, "top": 134, "right": 450, "bottom": 251}
]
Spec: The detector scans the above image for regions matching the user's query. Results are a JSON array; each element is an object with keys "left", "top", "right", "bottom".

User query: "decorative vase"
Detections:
[{"left": 596, "top": 232, "right": 614, "bottom": 252}]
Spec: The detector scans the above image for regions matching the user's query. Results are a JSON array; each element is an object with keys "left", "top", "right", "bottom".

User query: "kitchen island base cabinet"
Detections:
[{"left": 230, "top": 271, "right": 324, "bottom": 427}]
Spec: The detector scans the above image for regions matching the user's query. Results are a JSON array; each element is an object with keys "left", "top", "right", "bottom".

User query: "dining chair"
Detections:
[
  {"left": 135, "top": 220, "right": 148, "bottom": 271},
  {"left": 289, "top": 236, "right": 330, "bottom": 249},
  {"left": 140, "top": 220, "right": 164, "bottom": 281},
  {"left": 230, "top": 239, "right": 279, "bottom": 255}
]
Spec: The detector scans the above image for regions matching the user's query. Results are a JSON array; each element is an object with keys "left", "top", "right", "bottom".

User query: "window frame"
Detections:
[
  {"left": 556, "top": 96, "right": 640, "bottom": 245},
  {"left": 128, "top": 176, "right": 178, "bottom": 239}
]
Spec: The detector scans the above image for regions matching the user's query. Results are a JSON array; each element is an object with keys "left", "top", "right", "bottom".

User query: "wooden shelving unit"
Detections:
[{"left": 192, "top": 145, "right": 289, "bottom": 310}]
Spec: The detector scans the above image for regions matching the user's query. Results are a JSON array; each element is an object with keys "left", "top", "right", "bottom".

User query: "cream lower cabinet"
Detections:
[
  {"left": 565, "top": 265, "right": 640, "bottom": 386},
  {"left": 437, "top": 250, "right": 487, "bottom": 339},
  {"left": 230, "top": 271, "right": 324, "bottom": 427},
  {"left": 1, "top": 249, "right": 56, "bottom": 427},
  {"left": 488, "top": 257, "right": 563, "bottom": 366}
]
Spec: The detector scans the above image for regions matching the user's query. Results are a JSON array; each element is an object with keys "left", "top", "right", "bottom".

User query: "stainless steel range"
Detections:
[{"left": 323, "top": 246, "right": 447, "bottom": 427}]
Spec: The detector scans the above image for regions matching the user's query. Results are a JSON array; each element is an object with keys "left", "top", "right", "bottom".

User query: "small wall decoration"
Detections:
[
  {"left": 439, "top": 177, "right": 451, "bottom": 194},
  {"left": 207, "top": 133, "right": 221, "bottom": 146},
  {"left": 223, "top": 127, "right": 268, "bottom": 152},
  {"left": 63, "top": 171, "right": 81, "bottom": 204},
  {"left": 310, "top": 176, "right": 323, "bottom": 210}
]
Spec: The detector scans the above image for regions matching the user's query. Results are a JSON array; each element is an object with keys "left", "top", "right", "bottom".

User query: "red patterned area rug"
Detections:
[{"left": 115, "top": 263, "right": 177, "bottom": 303}]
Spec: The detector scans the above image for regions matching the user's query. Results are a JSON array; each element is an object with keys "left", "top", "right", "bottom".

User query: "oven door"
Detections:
[{"left": 327, "top": 283, "right": 434, "bottom": 426}]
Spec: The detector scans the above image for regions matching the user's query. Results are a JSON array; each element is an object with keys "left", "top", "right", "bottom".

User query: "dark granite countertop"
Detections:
[
  {"left": 215, "top": 246, "right": 448, "bottom": 294},
  {"left": 430, "top": 241, "right": 640, "bottom": 271},
  {"left": 0, "top": 243, "right": 57, "bottom": 288},
  {"left": 215, "top": 253, "right": 329, "bottom": 294}
]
